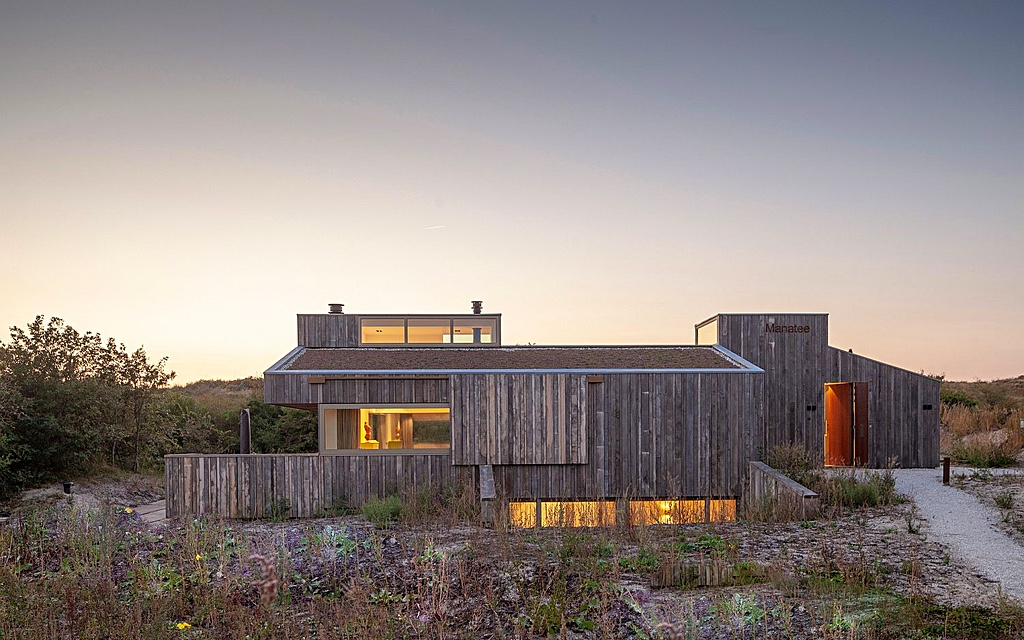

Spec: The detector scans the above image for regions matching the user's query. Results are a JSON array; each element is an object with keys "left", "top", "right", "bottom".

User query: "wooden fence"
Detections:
[{"left": 165, "top": 453, "right": 472, "bottom": 519}]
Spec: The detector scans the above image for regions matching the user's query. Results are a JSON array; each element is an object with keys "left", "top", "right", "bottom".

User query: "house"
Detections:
[{"left": 165, "top": 302, "right": 939, "bottom": 524}]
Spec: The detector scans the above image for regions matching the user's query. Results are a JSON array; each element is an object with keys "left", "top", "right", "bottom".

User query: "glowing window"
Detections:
[
  {"left": 361, "top": 319, "right": 405, "bottom": 344},
  {"left": 407, "top": 318, "right": 453, "bottom": 344},
  {"left": 509, "top": 502, "right": 537, "bottom": 529},
  {"left": 629, "top": 499, "right": 737, "bottom": 525},
  {"left": 452, "top": 319, "right": 495, "bottom": 344},
  {"left": 708, "top": 499, "right": 737, "bottom": 522},
  {"left": 321, "top": 407, "right": 450, "bottom": 451},
  {"left": 509, "top": 501, "right": 615, "bottom": 528}
]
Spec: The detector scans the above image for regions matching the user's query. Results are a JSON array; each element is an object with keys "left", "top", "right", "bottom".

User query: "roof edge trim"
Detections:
[
  {"left": 712, "top": 345, "right": 765, "bottom": 373},
  {"left": 270, "top": 367, "right": 761, "bottom": 375},
  {"left": 265, "top": 346, "right": 305, "bottom": 373}
]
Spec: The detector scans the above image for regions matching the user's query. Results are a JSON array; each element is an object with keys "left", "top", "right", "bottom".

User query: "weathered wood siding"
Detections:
[
  {"left": 746, "top": 461, "right": 819, "bottom": 519},
  {"left": 489, "top": 372, "right": 763, "bottom": 500},
  {"left": 165, "top": 453, "right": 473, "bottom": 519},
  {"left": 297, "top": 314, "right": 360, "bottom": 347},
  {"left": 715, "top": 314, "right": 829, "bottom": 460},
  {"left": 712, "top": 313, "right": 938, "bottom": 468},
  {"left": 265, "top": 373, "right": 449, "bottom": 407},
  {"left": 450, "top": 374, "right": 588, "bottom": 465},
  {"left": 827, "top": 348, "right": 940, "bottom": 468}
]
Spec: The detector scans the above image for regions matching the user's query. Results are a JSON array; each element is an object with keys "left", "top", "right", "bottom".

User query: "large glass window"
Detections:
[
  {"left": 322, "top": 406, "right": 450, "bottom": 452},
  {"left": 359, "top": 316, "right": 499, "bottom": 346},
  {"left": 452, "top": 318, "right": 495, "bottom": 344},
  {"left": 407, "top": 318, "right": 453, "bottom": 344},
  {"left": 361, "top": 318, "right": 405, "bottom": 344}
]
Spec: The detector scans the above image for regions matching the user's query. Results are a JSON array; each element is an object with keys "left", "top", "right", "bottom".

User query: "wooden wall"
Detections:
[
  {"left": 489, "top": 372, "right": 763, "bottom": 501},
  {"left": 265, "top": 374, "right": 449, "bottom": 407},
  {"left": 450, "top": 374, "right": 587, "bottom": 465},
  {"left": 716, "top": 313, "right": 829, "bottom": 459},
  {"left": 827, "top": 348, "right": 940, "bottom": 468},
  {"left": 165, "top": 453, "right": 473, "bottom": 519},
  {"left": 297, "top": 314, "right": 360, "bottom": 347},
  {"left": 712, "top": 313, "right": 939, "bottom": 468},
  {"left": 175, "top": 370, "right": 763, "bottom": 518}
]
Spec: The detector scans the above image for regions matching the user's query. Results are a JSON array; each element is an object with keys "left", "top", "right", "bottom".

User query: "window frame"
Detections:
[
  {"left": 318, "top": 403, "right": 452, "bottom": 455},
  {"left": 357, "top": 315, "right": 501, "bottom": 347}
]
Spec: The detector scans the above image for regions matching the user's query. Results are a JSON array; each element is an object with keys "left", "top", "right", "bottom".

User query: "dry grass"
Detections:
[
  {"left": 942, "top": 405, "right": 1024, "bottom": 468},
  {"left": 4, "top": 493, "right": 1024, "bottom": 639}
]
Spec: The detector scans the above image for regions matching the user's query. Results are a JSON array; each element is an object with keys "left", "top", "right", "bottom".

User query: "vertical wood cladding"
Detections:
[
  {"left": 487, "top": 372, "right": 762, "bottom": 500},
  {"left": 450, "top": 374, "right": 588, "bottom": 465},
  {"left": 265, "top": 374, "right": 449, "bottom": 406},
  {"left": 165, "top": 453, "right": 472, "bottom": 519},
  {"left": 711, "top": 313, "right": 938, "bottom": 468},
  {"left": 827, "top": 348, "right": 940, "bottom": 468},
  {"left": 297, "top": 314, "right": 360, "bottom": 347},
  {"left": 715, "top": 314, "right": 829, "bottom": 461}
]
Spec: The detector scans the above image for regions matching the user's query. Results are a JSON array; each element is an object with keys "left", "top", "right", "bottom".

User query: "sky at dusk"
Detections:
[{"left": 2, "top": 1, "right": 1022, "bottom": 383}]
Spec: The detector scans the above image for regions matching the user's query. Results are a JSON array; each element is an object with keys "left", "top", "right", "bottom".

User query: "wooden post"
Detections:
[
  {"left": 240, "top": 409, "right": 252, "bottom": 455},
  {"left": 479, "top": 464, "right": 496, "bottom": 527},
  {"left": 942, "top": 456, "right": 950, "bottom": 485}
]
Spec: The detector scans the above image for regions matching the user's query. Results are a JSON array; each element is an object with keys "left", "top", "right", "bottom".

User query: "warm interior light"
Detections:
[
  {"left": 539, "top": 501, "right": 616, "bottom": 527},
  {"left": 348, "top": 407, "right": 451, "bottom": 450},
  {"left": 511, "top": 499, "right": 737, "bottom": 528},
  {"left": 629, "top": 499, "right": 736, "bottom": 525},
  {"left": 708, "top": 499, "right": 737, "bottom": 522},
  {"left": 509, "top": 502, "right": 537, "bottom": 529}
]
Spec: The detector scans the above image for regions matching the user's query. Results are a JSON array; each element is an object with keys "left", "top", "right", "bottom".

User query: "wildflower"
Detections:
[
  {"left": 195, "top": 554, "right": 202, "bottom": 561},
  {"left": 176, "top": 621, "right": 191, "bottom": 630},
  {"left": 124, "top": 507, "right": 134, "bottom": 514}
]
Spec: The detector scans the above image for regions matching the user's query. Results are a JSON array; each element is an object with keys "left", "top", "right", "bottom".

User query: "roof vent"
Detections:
[
  {"left": 328, "top": 303, "right": 345, "bottom": 314},
  {"left": 471, "top": 300, "right": 483, "bottom": 314}
]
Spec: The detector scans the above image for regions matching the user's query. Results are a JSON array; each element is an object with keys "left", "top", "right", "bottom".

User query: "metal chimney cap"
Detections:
[
  {"left": 471, "top": 300, "right": 483, "bottom": 314},
  {"left": 328, "top": 303, "right": 345, "bottom": 314}
]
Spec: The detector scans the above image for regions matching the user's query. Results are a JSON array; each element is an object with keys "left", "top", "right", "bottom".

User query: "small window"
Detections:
[
  {"left": 508, "top": 501, "right": 615, "bottom": 528},
  {"left": 630, "top": 500, "right": 707, "bottom": 525},
  {"left": 629, "top": 499, "right": 736, "bottom": 525}
]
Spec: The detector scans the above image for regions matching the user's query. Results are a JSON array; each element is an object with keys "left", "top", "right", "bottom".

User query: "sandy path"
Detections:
[{"left": 893, "top": 467, "right": 1024, "bottom": 603}]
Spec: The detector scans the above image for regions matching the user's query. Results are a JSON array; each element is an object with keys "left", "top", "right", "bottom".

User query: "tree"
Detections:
[
  {"left": 0, "top": 316, "right": 175, "bottom": 487},
  {"left": 104, "top": 343, "right": 174, "bottom": 471},
  {"left": 245, "top": 398, "right": 317, "bottom": 453}
]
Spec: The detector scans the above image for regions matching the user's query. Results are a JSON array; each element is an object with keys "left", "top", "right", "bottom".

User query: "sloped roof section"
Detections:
[{"left": 279, "top": 346, "right": 756, "bottom": 373}]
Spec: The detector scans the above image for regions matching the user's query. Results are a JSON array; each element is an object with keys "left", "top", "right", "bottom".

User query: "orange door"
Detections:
[{"left": 824, "top": 383, "right": 852, "bottom": 466}]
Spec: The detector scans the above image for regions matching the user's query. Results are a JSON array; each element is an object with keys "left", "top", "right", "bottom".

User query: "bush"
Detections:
[
  {"left": 941, "top": 390, "right": 978, "bottom": 407},
  {"left": 362, "top": 495, "right": 402, "bottom": 527},
  {"left": 766, "top": 442, "right": 820, "bottom": 486}
]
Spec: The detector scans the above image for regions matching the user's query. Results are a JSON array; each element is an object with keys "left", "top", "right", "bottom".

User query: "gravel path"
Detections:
[{"left": 893, "top": 467, "right": 1024, "bottom": 603}]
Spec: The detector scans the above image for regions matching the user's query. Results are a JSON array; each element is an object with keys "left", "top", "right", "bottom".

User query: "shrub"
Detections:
[
  {"left": 995, "top": 490, "right": 1015, "bottom": 510},
  {"left": 942, "top": 390, "right": 978, "bottom": 407},
  {"left": 362, "top": 494, "right": 402, "bottom": 527},
  {"left": 766, "top": 442, "right": 820, "bottom": 486},
  {"left": 804, "top": 467, "right": 897, "bottom": 511}
]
